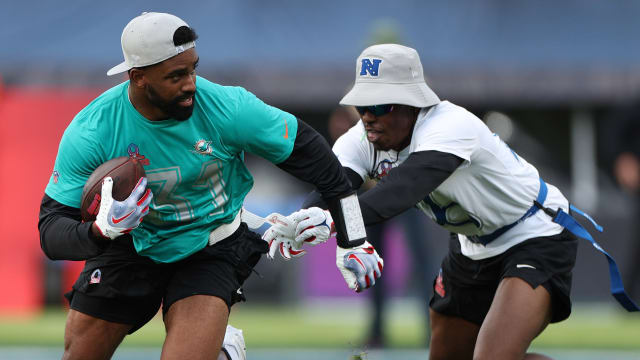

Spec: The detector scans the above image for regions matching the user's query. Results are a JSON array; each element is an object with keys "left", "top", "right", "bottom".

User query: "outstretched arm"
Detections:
[
  {"left": 300, "top": 150, "right": 463, "bottom": 226},
  {"left": 276, "top": 119, "right": 366, "bottom": 248},
  {"left": 357, "top": 150, "right": 463, "bottom": 225},
  {"left": 271, "top": 120, "right": 383, "bottom": 291}
]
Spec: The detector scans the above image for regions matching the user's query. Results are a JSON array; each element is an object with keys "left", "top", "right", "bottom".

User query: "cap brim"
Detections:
[
  {"left": 106, "top": 61, "right": 131, "bottom": 76},
  {"left": 339, "top": 82, "right": 440, "bottom": 108}
]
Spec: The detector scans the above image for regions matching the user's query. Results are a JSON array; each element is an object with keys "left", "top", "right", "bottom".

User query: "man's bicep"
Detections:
[
  {"left": 413, "top": 114, "right": 475, "bottom": 162},
  {"left": 277, "top": 120, "right": 351, "bottom": 199},
  {"left": 45, "top": 129, "right": 102, "bottom": 207},
  {"left": 233, "top": 89, "right": 298, "bottom": 163}
]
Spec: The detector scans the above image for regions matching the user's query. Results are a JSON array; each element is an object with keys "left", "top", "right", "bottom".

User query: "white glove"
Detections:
[
  {"left": 94, "top": 177, "right": 152, "bottom": 239},
  {"left": 265, "top": 233, "right": 307, "bottom": 260},
  {"left": 336, "top": 241, "right": 383, "bottom": 292},
  {"left": 291, "top": 207, "right": 334, "bottom": 246},
  {"left": 262, "top": 207, "right": 333, "bottom": 260},
  {"left": 258, "top": 212, "right": 305, "bottom": 260}
]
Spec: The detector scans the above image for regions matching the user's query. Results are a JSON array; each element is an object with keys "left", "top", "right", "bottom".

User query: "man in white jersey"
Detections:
[{"left": 266, "top": 44, "right": 579, "bottom": 360}]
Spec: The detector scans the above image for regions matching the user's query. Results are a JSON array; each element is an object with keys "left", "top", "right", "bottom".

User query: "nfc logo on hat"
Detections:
[{"left": 360, "top": 59, "right": 382, "bottom": 76}]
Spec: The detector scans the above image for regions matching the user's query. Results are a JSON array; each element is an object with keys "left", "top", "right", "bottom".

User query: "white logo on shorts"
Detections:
[
  {"left": 516, "top": 264, "right": 536, "bottom": 269},
  {"left": 89, "top": 269, "right": 102, "bottom": 284}
]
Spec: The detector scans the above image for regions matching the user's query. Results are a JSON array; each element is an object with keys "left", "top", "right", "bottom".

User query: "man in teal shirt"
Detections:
[{"left": 38, "top": 12, "right": 382, "bottom": 360}]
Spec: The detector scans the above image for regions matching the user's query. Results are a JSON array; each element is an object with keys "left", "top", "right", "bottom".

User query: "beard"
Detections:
[{"left": 145, "top": 84, "right": 196, "bottom": 121}]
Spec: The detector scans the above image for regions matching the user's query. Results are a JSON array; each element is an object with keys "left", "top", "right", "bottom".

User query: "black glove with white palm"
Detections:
[
  {"left": 336, "top": 241, "right": 383, "bottom": 292},
  {"left": 93, "top": 177, "right": 152, "bottom": 239}
]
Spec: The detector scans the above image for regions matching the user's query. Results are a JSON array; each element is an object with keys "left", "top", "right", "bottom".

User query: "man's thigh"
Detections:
[
  {"left": 66, "top": 237, "right": 166, "bottom": 333},
  {"left": 430, "top": 231, "right": 577, "bottom": 326},
  {"left": 63, "top": 309, "right": 132, "bottom": 360},
  {"left": 163, "top": 223, "right": 268, "bottom": 313},
  {"left": 161, "top": 295, "right": 229, "bottom": 360},
  {"left": 474, "top": 277, "right": 552, "bottom": 360}
]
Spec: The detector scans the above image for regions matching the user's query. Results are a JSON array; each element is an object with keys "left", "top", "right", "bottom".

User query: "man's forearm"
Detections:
[
  {"left": 302, "top": 167, "right": 364, "bottom": 209},
  {"left": 39, "top": 194, "right": 111, "bottom": 260},
  {"left": 357, "top": 150, "right": 463, "bottom": 225}
]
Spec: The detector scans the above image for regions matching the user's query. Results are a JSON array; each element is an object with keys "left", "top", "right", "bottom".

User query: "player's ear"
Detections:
[{"left": 129, "top": 68, "right": 146, "bottom": 88}]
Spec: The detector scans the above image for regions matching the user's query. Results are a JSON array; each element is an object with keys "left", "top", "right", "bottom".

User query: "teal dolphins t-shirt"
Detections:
[{"left": 45, "top": 76, "right": 297, "bottom": 263}]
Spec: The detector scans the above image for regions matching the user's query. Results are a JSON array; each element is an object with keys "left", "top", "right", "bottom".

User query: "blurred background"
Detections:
[{"left": 1, "top": 1, "right": 640, "bottom": 359}]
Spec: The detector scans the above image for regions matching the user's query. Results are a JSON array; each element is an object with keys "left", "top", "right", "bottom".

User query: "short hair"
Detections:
[{"left": 173, "top": 26, "right": 198, "bottom": 46}]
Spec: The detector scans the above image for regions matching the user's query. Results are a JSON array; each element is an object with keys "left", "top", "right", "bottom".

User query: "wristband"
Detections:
[{"left": 325, "top": 191, "right": 367, "bottom": 248}]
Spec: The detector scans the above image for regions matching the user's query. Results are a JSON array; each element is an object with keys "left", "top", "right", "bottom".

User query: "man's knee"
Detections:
[
  {"left": 429, "top": 330, "right": 475, "bottom": 360},
  {"left": 162, "top": 295, "right": 230, "bottom": 360}
]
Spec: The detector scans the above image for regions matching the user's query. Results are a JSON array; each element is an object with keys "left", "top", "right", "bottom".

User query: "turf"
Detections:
[{"left": 0, "top": 302, "right": 638, "bottom": 350}]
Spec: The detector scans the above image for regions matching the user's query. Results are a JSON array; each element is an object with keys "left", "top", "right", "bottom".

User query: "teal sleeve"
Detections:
[
  {"left": 231, "top": 88, "right": 298, "bottom": 164},
  {"left": 44, "top": 125, "right": 103, "bottom": 208}
]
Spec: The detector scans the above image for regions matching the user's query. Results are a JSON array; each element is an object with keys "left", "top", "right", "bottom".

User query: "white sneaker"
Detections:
[{"left": 221, "top": 324, "right": 246, "bottom": 360}]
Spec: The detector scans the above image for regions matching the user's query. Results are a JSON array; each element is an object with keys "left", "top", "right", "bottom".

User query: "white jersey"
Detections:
[{"left": 333, "top": 101, "right": 568, "bottom": 260}]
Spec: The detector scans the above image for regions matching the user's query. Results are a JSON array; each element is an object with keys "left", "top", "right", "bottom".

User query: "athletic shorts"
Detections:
[
  {"left": 429, "top": 229, "right": 578, "bottom": 325},
  {"left": 64, "top": 223, "right": 268, "bottom": 333}
]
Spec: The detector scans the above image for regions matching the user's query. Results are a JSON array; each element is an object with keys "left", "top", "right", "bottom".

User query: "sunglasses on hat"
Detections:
[{"left": 355, "top": 104, "right": 394, "bottom": 117}]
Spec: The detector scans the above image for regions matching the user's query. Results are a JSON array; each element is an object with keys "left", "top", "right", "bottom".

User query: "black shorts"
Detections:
[
  {"left": 429, "top": 230, "right": 578, "bottom": 325},
  {"left": 64, "top": 223, "right": 268, "bottom": 333}
]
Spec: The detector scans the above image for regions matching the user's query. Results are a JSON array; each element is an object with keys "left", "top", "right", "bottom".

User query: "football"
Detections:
[{"left": 80, "top": 156, "right": 146, "bottom": 222}]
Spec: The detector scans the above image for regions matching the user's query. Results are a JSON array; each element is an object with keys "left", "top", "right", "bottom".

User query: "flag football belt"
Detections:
[
  {"left": 208, "top": 209, "right": 243, "bottom": 245},
  {"left": 472, "top": 178, "right": 639, "bottom": 312},
  {"left": 208, "top": 208, "right": 296, "bottom": 246},
  {"left": 469, "top": 178, "right": 548, "bottom": 246}
]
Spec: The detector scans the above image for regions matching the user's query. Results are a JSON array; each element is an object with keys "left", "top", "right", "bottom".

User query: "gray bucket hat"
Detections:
[{"left": 340, "top": 44, "right": 440, "bottom": 107}]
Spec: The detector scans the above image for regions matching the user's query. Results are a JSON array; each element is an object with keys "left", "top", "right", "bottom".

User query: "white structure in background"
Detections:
[
  {"left": 484, "top": 111, "right": 514, "bottom": 142},
  {"left": 571, "top": 110, "right": 598, "bottom": 212},
  {"left": 484, "top": 110, "right": 599, "bottom": 212}
]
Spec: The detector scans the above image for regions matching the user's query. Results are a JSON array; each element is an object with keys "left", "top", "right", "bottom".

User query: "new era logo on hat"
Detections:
[{"left": 340, "top": 44, "right": 440, "bottom": 108}]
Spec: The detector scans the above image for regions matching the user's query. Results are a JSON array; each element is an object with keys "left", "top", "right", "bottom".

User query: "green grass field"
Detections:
[{"left": 0, "top": 301, "right": 638, "bottom": 351}]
